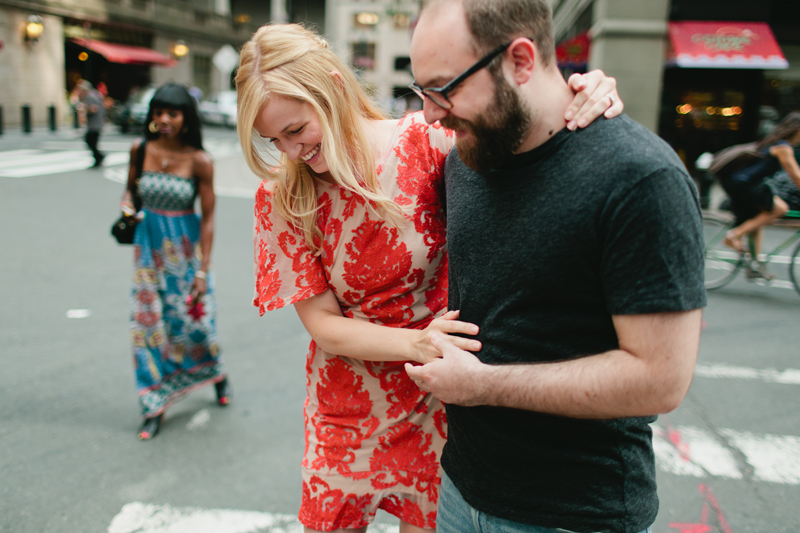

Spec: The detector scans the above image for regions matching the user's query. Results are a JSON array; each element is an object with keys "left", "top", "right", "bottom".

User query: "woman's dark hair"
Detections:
[
  {"left": 757, "top": 111, "right": 800, "bottom": 150},
  {"left": 144, "top": 83, "right": 204, "bottom": 150}
]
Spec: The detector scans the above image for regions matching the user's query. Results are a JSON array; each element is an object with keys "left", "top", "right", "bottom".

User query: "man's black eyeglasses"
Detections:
[{"left": 409, "top": 39, "right": 529, "bottom": 110}]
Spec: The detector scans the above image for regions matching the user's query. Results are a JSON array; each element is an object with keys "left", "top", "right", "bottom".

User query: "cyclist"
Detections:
[{"left": 721, "top": 112, "right": 800, "bottom": 263}]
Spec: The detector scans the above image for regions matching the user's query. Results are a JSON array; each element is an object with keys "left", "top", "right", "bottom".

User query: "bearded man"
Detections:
[{"left": 405, "top": 1, "right": 707, "bottom": 532}]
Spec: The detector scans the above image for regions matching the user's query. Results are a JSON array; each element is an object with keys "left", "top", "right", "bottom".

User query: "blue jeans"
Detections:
[{"left": 436, "top": 471, "right": 652, "bottom": 533}]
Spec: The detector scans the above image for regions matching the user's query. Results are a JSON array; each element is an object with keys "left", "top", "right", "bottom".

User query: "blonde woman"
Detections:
[{"left": 237, "top": 24, "right": 622, "bottom": 533}]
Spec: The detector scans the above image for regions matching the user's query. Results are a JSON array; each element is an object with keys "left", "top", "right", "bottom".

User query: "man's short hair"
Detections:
[{"left": 420, "top": 0, "right": 555, "bottom": 67}]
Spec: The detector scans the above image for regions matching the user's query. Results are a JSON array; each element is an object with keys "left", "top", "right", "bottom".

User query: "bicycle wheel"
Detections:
[
  {"left": 703, "top": 213, "right": 743, "bottom": 289},
  {"left": 789, "top": 239, "right": 800, "bottom": 297}
]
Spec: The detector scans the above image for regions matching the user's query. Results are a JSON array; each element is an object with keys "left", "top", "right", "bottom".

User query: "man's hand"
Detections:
[
  {"left": 405, "top": 333, "right": 489, "bottom": 406},
  {"left": 565, "top": 70, "right": 624, "bottom": 130}
]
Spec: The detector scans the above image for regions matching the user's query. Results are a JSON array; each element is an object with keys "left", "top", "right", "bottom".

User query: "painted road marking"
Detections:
[
  {"left": 719, "top": 429, "right": 800, "bottom": 484},
  {"left": 109, "top": 502, "right": 401, "bottom": 533},
  {"left": 0, "top": 149, "right": 45, "bottom": 161},
  {"left": 0, "top": 150, "right": 129, "bottom": 177},
  {"left": 186, "top": 409, "right": 211, "bottom": 431},
  {"left": 694, "top": 363, "right": 800, "bottom": 384},
  {"left": 654, "top": 424, "right": 800, "bottom": 484},
  {"left": 108, "top": 425, "right": 800, "bottom": 531},
  {"left": 0, "top": 141, "right": 240, "bottom": 178},
  {"left": 39, "top": 141, "right": 136, "bottom": 151}
]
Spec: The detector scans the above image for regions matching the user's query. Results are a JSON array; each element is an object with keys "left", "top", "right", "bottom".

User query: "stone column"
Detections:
[
  {"left": 271, "top": 0, "right": 289, "bottom": 23},
  {"left": 588, "top": 0, "right": 669, "bottom": 132}
]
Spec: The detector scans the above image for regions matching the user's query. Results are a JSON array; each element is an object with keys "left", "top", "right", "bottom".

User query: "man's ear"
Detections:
[
  {"left": 506, "top": 37, "right": 535, "bottom": 85},
  {"left": 330, "top": 70, "right": 345, "bottom": 91}
]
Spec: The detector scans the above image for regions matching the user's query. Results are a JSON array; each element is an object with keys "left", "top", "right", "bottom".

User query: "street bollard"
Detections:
[
  {"left": 22, "top": 105, "right": 32, "bottom": 134},
  {"left": 0, "top": 105, "right": 3, "bottom": 136},
  {"left": 48, "top": 104, "right": 57, "bottom": 132}
]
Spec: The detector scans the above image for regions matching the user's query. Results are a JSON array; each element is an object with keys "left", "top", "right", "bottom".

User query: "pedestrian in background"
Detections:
[
  {"left": 236, "top": 23, "right": 620, "bottom": 533},
  {"left": 120, "top": 83, "right": 232, "bottom": 440},
  {"left": 78, "top": 80, "right": 105, "bottom": 167}
]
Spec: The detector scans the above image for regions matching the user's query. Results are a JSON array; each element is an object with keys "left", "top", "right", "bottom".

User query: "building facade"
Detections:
[
  {"left": 0, "top": 0, "right": 252, "bottom": 127},
  {"left": 322, "top": 0, "right": 419, "bottom": 115},
  {"left": 552, "top": 0, "right": 800, "bottom": 178}
]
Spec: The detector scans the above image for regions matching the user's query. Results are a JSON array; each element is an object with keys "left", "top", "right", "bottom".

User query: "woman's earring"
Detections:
[{"left": 148, "top": 121, "right": 159, "bottom": 134}]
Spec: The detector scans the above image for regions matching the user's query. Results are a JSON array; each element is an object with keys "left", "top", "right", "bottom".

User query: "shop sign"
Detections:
[{"left": 668, "top": 21, "right": 788, "bottom": 69}]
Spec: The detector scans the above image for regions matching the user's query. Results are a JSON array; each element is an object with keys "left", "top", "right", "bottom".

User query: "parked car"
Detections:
[
  {"left": 198, "top": 91, "right": 238, "bottom": 128},
  {"left": 114, "top": 87, "right": 156, "bottom": 133}
]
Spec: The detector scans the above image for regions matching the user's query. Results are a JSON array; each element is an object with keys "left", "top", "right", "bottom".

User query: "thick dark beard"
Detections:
[{"left": 441, "top": 71, "right": 531, "bottom": 173}]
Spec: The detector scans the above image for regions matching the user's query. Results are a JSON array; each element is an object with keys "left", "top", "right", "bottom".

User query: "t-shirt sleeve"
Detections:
[
  {"left": 252, "top": 181, "right": 329, "bottom": 316},
  {"left": 601, "top": 166, "right": 707, "bottom": 314}
]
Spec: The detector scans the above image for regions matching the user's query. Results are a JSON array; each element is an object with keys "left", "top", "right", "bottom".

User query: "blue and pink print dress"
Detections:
[{"left": 131, "top": 170, "right": 224, "bottom": 418}]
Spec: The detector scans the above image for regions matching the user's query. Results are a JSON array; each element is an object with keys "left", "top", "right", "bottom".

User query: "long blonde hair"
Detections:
[{"left": 237, "top": 24, "right": 401, "bottom": 254}]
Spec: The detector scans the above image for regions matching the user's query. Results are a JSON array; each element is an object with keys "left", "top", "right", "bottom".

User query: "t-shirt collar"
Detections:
[{"left": 487, "top": 126, "right": 572, "bottom": 172}]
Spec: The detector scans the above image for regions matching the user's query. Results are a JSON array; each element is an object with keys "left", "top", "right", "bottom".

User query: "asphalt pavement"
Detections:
[{"left": 0, "top": 125, "right": 799, "bottom": 533}]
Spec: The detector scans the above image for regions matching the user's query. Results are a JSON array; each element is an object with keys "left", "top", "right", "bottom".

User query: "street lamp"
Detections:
[
  {"left": 172, "top": 40, "right": 189, "bottom": 59},
  {"left": 24, "top": 14, "right": 44, "bottom": 44}
]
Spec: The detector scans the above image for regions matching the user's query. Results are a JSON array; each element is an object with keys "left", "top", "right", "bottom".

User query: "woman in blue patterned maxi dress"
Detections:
[{"left": 120, "top": 84, "right": 231, "bottom": 440}]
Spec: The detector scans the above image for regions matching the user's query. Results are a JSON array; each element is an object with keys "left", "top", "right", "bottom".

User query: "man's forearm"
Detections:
[
  {"left": 410, "top": 310, "right": 703, "bottom": 417},
  {"left": 479, "top": 347, "right": 692, "bottom": 418}
]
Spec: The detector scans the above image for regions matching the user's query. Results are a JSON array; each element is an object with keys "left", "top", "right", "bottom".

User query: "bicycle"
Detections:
[{"left": 703, "top": 209, "right": 800, "bottom": 295}]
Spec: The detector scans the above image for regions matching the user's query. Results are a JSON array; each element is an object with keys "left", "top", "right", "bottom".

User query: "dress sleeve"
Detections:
[{"left": 253, "top": 181, "right": 330, "bottom": 316}]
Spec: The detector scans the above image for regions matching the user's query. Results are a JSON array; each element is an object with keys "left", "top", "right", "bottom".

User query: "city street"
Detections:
[{"left": 1, "top": 125, "right": 799, "bottom": 533}]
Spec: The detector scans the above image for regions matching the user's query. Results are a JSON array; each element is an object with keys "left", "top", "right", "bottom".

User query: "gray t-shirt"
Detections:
[
  {"left": 442, "top": 115, "right": 706, "bottom": 533},
  {"left": 84, "top": 90, "right": 105, "bottom": 132}
]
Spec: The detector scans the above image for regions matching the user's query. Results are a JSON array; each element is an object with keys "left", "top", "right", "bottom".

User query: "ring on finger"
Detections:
[{"left": 607, "top": 94, "right": 616, "bottom": 105}]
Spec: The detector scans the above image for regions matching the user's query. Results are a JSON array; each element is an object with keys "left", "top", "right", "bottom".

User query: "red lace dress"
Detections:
[{"left": 253, "top": 112, "right": 455, "bottom": 531}]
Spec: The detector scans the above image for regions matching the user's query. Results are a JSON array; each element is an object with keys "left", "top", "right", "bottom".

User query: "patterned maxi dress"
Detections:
[
  {"left": 253, "top": 113, "right": 455, "bottom": 531},
  {"left": 132, "top": 170, "right": 224, "bottom": 418}
]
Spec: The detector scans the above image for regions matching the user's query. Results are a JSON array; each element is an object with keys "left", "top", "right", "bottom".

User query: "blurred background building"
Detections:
[
  {"left": 0, "top": 0, "right": 254, "bottom": 127},
  {"left": 2, "top": 0, "right": 800, "bottom": 181},
  {"left": 552, "top": 0, "right": 800, "bottom": 177}
]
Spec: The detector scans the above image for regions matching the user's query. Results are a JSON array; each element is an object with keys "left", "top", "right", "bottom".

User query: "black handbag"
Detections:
[{"left": 111, "top": 139, "right": 147, "bottom": 244}]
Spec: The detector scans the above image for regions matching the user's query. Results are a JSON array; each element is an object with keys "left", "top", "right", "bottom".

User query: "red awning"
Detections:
[
  {"left": 71, "top": 38, "right": 177, "bottom": 67},
  {"left": 556, "top": 31, "right": 590, "bottom": 68},
  {"left": 668, "top": 21, "right": 788, "bottom": 69}
]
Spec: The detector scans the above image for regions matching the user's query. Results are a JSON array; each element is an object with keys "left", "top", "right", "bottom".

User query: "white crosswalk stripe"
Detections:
[
  {"left": 107, "top": 425, "right": 800, "bottom": 531},
  {"left": 653, "top": 424, "right": 800, "bottom": 484},
  {"left": 694, "top": 363, "right": 800, "bottom": 384},
  {"left": 109, "top": 502, "right": 400, "bottom": 533},
  {"left": 0, "top": 140, "right": 241, "bottom": 179}
]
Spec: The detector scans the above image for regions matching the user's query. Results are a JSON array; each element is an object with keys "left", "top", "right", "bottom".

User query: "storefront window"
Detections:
[
  {"left": 193, "top": 55, "right": 211, "bottom": 98},
  {"left": 673, "top": 91, "right": 745, "bottom": 133},
  {"left": 352, "top": 42, "right": 375, "bottom": 71},
  {"left": 761, "top": 78, "right": 800, "bottom": 131},
  {"left": 660, "top": 68, "right": 763, "bottom": 176}
]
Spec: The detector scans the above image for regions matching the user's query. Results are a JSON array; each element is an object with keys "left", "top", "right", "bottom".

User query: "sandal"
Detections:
[
  {"left": 745, "top": 262, "right": 776, "bottom": 281},
  {"left": 215, "top": 377, "right": 232, "bottom": 406},
  {"left": 138, "top": 414, "right": 163, "bottom": 440},
  {"left": 723, "top": 231, "right": 744, "bottom": 253}
]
